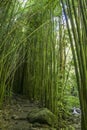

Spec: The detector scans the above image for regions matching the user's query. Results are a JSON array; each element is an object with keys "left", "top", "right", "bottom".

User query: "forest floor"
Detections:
[{"left": 0, "top": 95, "right": 81, "bottom": 130}]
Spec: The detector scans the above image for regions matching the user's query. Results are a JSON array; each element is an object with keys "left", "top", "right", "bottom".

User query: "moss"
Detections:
[{"left": 27, "top": 108, "right": 58, "bottom": 128}]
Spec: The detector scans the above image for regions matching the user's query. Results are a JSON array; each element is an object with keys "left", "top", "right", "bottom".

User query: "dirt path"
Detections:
[
  {"left": 0, "top": 96, "right": 56, "bottom": 130},
  {"left": 0, "top": 96, "right": 81, "bottom": 130}
]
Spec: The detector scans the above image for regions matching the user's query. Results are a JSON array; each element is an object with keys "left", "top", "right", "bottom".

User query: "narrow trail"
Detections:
[
  {"left": 0, "top": 96, "right": 54, "bottom": 130},
  {"left": 0, "top": 96, "right": 81, "bottom": 130}
]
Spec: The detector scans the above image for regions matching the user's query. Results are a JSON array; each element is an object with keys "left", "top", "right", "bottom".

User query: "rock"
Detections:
[
  {"left": 11, "top": 115, "right": 19, "bottom": 120},
  {"left": 72, "top": 107, "right": 81, "bottom": 115},
  {"left": 11, "top": 114, "right": 27, "bottom": 120},
  {"left": 27, "top": 108, "right": 58, "bottom": 128},
  {"left": 72, "top": 107, "right": 81, "bottom": 113},
  {"left": 76, "top": 108, "right": 81, "bottom": 114}
]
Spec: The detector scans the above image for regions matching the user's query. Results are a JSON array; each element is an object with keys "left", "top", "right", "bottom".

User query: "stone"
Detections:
[{"left": 27, "top": 108, "right": 58, "bottom": 128}]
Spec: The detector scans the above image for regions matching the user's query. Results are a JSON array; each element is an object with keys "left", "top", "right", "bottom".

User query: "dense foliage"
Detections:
[{"left": 0, "top": 0, "right": 87, "bottom": 129}]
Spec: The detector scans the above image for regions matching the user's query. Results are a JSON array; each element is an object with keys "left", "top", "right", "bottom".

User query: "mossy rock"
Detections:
[{"left": 27, "top": 108, "right": 58, "bottom": 128}]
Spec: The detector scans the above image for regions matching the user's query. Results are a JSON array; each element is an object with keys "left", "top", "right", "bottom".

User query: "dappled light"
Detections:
[{"left": 0, "top": 0, "right": 87, "bottom": 130}]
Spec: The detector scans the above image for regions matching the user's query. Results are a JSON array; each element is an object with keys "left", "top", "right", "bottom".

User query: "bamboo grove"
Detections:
[
  {"left": 0, "top": 0, "right": 87, "bottom": 129},
  {"left": 61, "top": 0, "right": 87, "bottom": 129}
]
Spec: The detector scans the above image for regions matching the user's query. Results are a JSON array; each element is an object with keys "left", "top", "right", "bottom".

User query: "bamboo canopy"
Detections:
[
  {"left": 0, "top": 0, "right": 87, "bottom": 129},
  {"left": 61, "top": 0, "right": 87, "bottom": 129}
]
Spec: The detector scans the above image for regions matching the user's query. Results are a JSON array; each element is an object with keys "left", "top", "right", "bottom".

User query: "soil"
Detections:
[{"left": 0, "top": 95, "right": 81, "bottom": 130}]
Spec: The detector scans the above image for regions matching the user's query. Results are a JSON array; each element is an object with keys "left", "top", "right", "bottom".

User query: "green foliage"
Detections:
[
  {"left": 0, "top": 1, "right": 81, "bottom": 129},
  {"left": 61, "top": 0, "right": 87, "bottom": 129},
  {"left": 65, "top": 96, "right": 80, "bottom": 109},
  {"left": 0, "top": 0, "right": 25, "bottom": 106}
]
